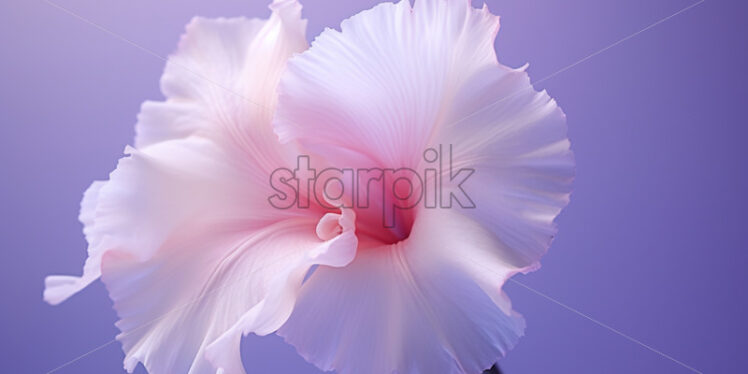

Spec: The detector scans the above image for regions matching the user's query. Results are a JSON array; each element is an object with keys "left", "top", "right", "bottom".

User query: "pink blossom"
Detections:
[{"left": 45, "top": 0, "right": 574, "bottom": 373}]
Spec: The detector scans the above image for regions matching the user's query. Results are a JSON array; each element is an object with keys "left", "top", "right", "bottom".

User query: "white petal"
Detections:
[
  {"left": 203, "top": 208, "right": 357, "bottom": 374},
  {"left": 274, "top": 0, "right": 501, "bottom": 169},
  {"left": 46, "top": 133, "right": 355, "bottom": 374},
  {"left": 442, "top": 66, "right": 574, "bottom": 265},
  {"left": 273, "top": 0, "right": 571, "bottom": 263},
  {"left": 92, "top": 137, "right": 273, "bottom": 262},
  {"left": 272, "top": 0, "right": 574, "bottom": 370},
  {"left": 44, "top": 181, "right": 105, "bottom": 305},
  {"left": 136, "top": 0, "right": 307, "bottom": 178},
  {"left": 279, "top": 209, "right": 527, "bottom": 374},
  {"left": 46, "top": 3, "right": 318, "bottom": 372},
  {"left": 102, "top": 212, "right": 356, "bottom": 374}
]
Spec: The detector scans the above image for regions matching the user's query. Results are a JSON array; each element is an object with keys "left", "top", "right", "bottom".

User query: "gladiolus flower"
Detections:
[{"left": 45, "top": 0, "right": 573, "bottom": 373}]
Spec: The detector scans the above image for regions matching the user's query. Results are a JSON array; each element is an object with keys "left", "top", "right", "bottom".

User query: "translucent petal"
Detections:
[
  {"left": 279, "top": 209, "right": 527, "bottom": 374},
  {"left": 136, "top": 0, "right": 308, "bottom": 180},
  {"left": 274, "top": 0, "right": 500, "bottom": 169},
  {"left": 273, "top": 0, "right": 574, "bottom": 370},
  {"left": 44, "top": 2, "right": 322, "bottom": 372}
]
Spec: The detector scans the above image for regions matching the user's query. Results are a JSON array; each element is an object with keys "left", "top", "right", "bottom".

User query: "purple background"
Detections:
[{"left": 1, "top": 0, "right": 746, "bottom": 373}]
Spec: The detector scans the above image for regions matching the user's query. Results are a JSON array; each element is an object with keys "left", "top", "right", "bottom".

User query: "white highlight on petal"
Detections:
[
  {"left": 274, "top": 0, "right": 502, "bottom": 169},
  {"left": 272, "top": 0, "right": 574, "bottom": 371},
  {"left": 46, "top": 0, "right": 575, "bottom": 372},
  {"left": 44, "top": 1, "right": 328, "bottom": 373},
  {"left": 43, "top": 181, "right": 105, "bottom": 305},
  {"left": 136, "top": 0, "right": 307, "bottom": 180},
  {"left": 279, "top": 209, "right": 528, "bottom": 374},
  {"left": 204, "top": 208, "right": 357, "bottom": 374}
]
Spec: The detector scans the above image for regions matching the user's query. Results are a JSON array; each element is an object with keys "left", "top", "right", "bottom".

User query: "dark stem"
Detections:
[{"left": 482, "top": 364, "right": 503, "bottom": 374}]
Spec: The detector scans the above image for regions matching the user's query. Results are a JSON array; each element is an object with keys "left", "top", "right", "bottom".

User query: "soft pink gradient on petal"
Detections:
[
  {"left": 45, "top": 0, "right": 574, "bottom": 372},
  {"left": 273, "top": 0, "right": 574, "bottom": 371},
  {"left": 204, "top": 207, "right": 357, "bottom": 374},
  {"left": 42, "top": 1, "right": 356, "bottom": 373},
  {"left": 136, "top": 0, "right": 307, "bottom": 183},
  {"left": 279, "top": 209, "right": 529, "bottom": 374}
]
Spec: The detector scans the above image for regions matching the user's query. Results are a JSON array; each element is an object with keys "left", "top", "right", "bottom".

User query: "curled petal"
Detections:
[
  {"left": 273, "top": 0, "right": 571, "bottom": 264},
  {"left": 102, "top": 210, "right": 356, "bottom": 374},
  {"left": 44, "top": 1, "right": 320, "bottom": 372},
  {"left": 47, "top": 136, "right": 302, "bottom": 373},
  {"left": 273, "top": 0, "right": 574, "bottom": 369},
  {"left": 48, "top": 135, "right": 354, "bottom": 374},
  {"left": 204, "top": 208, "right": 357, "bottom": 374},
  {"left": 279, "top": 209, "right": 527, "bottom": 374},
  {"left": 44, "top": 181, "right": 105, "bottom": 305}
]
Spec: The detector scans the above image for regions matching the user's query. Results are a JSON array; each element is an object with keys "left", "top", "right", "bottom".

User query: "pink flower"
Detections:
[{"left": 45, "top": 0, "right": 573, "bottom": 373}]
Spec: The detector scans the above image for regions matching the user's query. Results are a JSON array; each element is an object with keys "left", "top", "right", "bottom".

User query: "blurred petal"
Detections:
[{"left": 279, "top": 209, "right": 526, "bottom": 374}]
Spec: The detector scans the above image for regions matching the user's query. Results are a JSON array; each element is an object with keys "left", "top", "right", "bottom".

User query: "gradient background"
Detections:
[{"left": 1, "top": 0, "right": 746, "bottom": 373}]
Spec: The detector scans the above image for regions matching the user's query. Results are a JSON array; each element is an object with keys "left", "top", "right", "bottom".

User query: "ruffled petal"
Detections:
[
  {"left": 101, "top": 211, "right": 356, "bottom": 374},
  {"left": 273, "top": 0, "right": 571, "bottom": 261},
  {"left": 45, "top": 2, "right": 320, "bottom": 371},
  {"left": 48, "top": 135, "right": 354, "bottom": 374},
  {"left": 44, "top": 181, "right": 106, "bottom": 305},
  {"left": 273, "top": 0, "right": 573, "bottom": 370},
  {"left": 203, "top": 208, "right": 356, "bottom": 374},
  {"left": 442, "top": 66, "right": 574, "bottom": 266},
  {"left": 136, "top": 0, "right": 307, "bottom": 178},
  {"left": 274, "top": 0, "right": 500, "bottom": 169},
  {"left": 133, "top": 18, "right": 264, "bottom": 147},
  {"left": 279, "top": 209, "right": 527, "bottom": 374}
]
